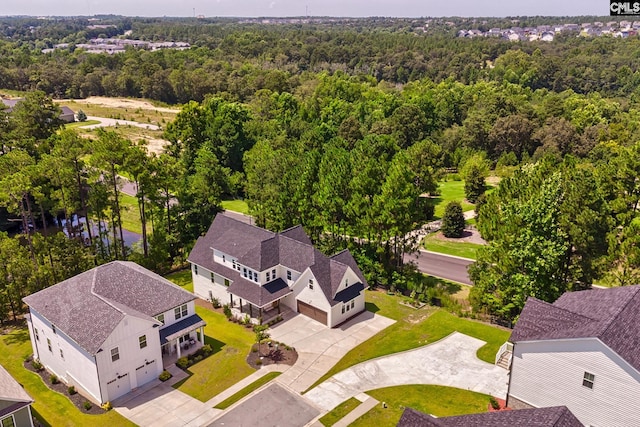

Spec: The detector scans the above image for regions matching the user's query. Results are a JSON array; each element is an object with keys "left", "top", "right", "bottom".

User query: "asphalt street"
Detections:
[{"left": 404, "top": 249, "right": 474, "bottom": 285}]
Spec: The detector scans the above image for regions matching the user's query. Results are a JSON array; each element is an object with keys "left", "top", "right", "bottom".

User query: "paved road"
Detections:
[{"left": 405, "top": 249, "right": 474, "bottom": 285}]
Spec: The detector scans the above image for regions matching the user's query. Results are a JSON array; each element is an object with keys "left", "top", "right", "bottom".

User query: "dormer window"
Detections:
[
  {"left": 222, "top": 255, "right": 226, "bottom": 263},
  {"left": 271, "top": 269, "right": 276, "bottom": 278},
  {"left": 267, "top": 272, "right": 271, "bottom": 282},
  {"left": 287, "top": 270, "right": 292, "bottom": 280},
  {"left": 308, "top": 279, "right": 314, "bottom": 290}
]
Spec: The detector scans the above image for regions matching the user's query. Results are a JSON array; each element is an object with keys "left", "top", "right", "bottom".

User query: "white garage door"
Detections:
[
  {"left": 106, "top": 372, "right": 131, "bottom": 401},
  {"left": 135, "top": 360, "right": 157, "bottom": 388}
]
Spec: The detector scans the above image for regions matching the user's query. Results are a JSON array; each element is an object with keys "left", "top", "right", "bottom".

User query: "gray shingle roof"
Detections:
[
  {"left": 398, "top": 406, "right": 582, "bottom": 427},
  {"left": 0, "top": 364, "right": 32, "bottom": 404},
  {"left": 188, "top": 213, "right": 366, "bottom": 308},
  {"left": 23, "top": 261, "right": 195, "bottom": 355},
  {"left": 511, "top": 286, "right": 640, "bottom": 372}
]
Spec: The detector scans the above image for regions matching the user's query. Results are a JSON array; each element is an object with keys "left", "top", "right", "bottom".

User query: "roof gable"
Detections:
[
  {"left": 0, "top": 364, "right": 32, "bottom": 404},
  {"left": 512, "top": 286, "right": 640, "bottom": 372}
]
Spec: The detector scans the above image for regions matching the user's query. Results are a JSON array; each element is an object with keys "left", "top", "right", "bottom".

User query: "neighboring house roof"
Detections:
[
  {"left": 188, "top": 212, "right": 367, "bottom": 307},
  {"left": 23, "top": 261, "right": 195, "bottom": 355},
  {"left": 0, "top": 364, "right": 32, "bottom": 404},
  {"left": 60, "top": 106, "right": 75, "bottom": 116},
  {"left": 1, "top": 98, "right": 74, "bottom": 117},
  {"left": 511, "top": 285, "right": 640, "bottom": 372},
  {"left": 398, "top": 406, "right": 582, "bottom": 427}
]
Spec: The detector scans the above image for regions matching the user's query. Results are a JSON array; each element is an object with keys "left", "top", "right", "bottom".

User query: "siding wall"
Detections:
[
  {"left": 27, "top": 309, "right": 102, "bottom": 403},
  {"left": 192, "top": 264, "right": 231, "bottom": 304},
  {"left": 329, "top": 269, "right": 365, "bottom": 327},
  {"left": 96, "top": 316, "right": 162, "bottom": 402},
  {"left": 0, "top": 405, "right": 33, "bottom": 427},
  {"left": 289, "top": 269, "right": 331, "bottom": 317},
  {"left": 509, "top": 338, "right": 640, "bottom": 426}
]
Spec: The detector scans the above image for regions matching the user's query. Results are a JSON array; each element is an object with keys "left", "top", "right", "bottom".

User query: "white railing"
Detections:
[{"left": 495, "top": 341, "right": 512, "bottom": 365}]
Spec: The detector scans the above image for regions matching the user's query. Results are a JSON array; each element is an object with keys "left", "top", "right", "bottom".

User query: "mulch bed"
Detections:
[
  {"left": 23, "top": 359, "right": 106, "bottom": 415},
  {"left": 246, "top": 342, "right": 298, "bottom": 370}
]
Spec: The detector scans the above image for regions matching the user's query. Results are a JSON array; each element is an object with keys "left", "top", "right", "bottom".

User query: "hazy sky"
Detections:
[{"left": 1, "top": 0, "right": 607, "bottom": 18}]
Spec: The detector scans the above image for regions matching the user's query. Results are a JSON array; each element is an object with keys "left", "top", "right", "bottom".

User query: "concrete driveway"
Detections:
[
  {"left": 270, "top": 311, "right": 395, "bottom": 393},
  {"left": 208, "top": 383, "right": 319, "bottom": 427},
  {"left": 305, "top": 332, "right": 509, "bottom": 411}
]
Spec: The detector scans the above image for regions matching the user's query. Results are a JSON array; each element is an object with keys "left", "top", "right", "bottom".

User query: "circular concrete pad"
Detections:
[{"left": 208, "top": 383, "right": 319, "bottom": 427}]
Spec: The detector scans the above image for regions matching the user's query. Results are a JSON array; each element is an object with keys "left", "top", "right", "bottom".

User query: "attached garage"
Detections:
[
  {"left": 106, "top": 373, "right": 131, "bottom": 401},
  {"left": 135, "top": 360, "right": 157, "bottom": 388},
  {"left": 297, "top": 300, "right": 327, "bottom": 325}
]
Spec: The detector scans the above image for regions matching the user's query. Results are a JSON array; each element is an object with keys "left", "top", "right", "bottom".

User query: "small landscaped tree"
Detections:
[
  {"left": 253, "top": 324, "right": 270, "bottom": 357},
  {"left": 76, "top": 109, "right": 87, "bottom": 122},
  {"left": 441, "top": 201, "right": 465, "bottom": 238}
]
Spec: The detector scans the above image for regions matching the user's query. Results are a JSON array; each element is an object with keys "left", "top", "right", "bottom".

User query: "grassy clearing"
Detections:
[
  {"left": 64, "top": 120, "right": 101, "bottom": 129},
  {"left": 57, "top": 100, "right": 176, "bottom": 126},
  {"left": 174, "top": 306, "right": 256, "bottom": 402},
  {"left": 351, "top": 385, "right": 490, "bottom": 427},
  {"left": 306, "top": 292, "right": 510, "bottom": 392},
  {"left": 213, "top": 371, "right": 281, "bottom": 409},
  {"left": 165, "top": 269, "right": 194, "bottom": 293},
  {"left": 430, "top": 180, "right": 475, "bottom": 218},
  {"left": 116, "top": 193, "right": 153, "bottom": 236},
  {"left": 0, "top": 329, "right": 135, "bottom": 427},
  {"left": 422, "top": 233, "right": 482, "bottom": 260},
  {"left": 319, "top": 397, "right": 362, "bottom": 427},
  {"left": 221, "top": 199, "right": 250, "bottom": 215}
]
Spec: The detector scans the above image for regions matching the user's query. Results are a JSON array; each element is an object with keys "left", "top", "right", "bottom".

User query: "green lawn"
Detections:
[
  {"left": 422, "top": 233, "right": 483, "bottom": 260},
  {"left": 117, "top": 193, "right": 149, "bottom": 235},
  {"left": 221, "top": 199, "right": 249, "bottom": 214},
  {"left": 64, "top": 120, "right": 101, "bottom": 129},
  {"left": 351, "top": 385, "right": 491, "bottom": 427},
  {"left": 306, "top": 292, "right": 510, "bottom": 392},
  {"left": 165, "top": 269, "right": 194, "bottom": 293},
  {"left": 214, "top": 371, "right": 281, "bottom": 409},
  {"left": 319, "top": 397, "right": 361, "bottom": 427},
  {"left": 174, "top": 306, "right": 256, "bottom": 401},
  {"left": 0, "top": 329, "right": 135, "bottom": 427},
  {"left": 431, "top": 180, "right": 475, "bottom": 219}
]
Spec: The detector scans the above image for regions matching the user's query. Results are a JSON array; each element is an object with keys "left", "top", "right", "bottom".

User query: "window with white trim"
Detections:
[
  {"left": 222, "top": 255, "right": 226, "bottom": 263},
  {"left": 34, "top": 327, "right": 39, "bottom": 341},
  {"left": 224, "top": 278, "right": 230, "bottom": 287},
  {"left": 341, "top": 305, "right": 345, "bottom": 314},
  {"left": 1, "top": 414, "right": 16, "bottom": 427},
  {"left": 308, "top": 279, "right": 314, "bottom": 290},
  {"left": 287, "top": 270, "right": 292, "bottom": 280},
  {"left": 60, "top": 348, "right": 64, "bottom": 360},
  {"left": 47, "top": 338, "right": 52, "bottom": 353},
  {"left": 111, "top": 347, "right": 120, "bottom": 362},
  {"left": 194, "top": 265, "right": 198, "bottom": 275},
  {"left": 271, "top": 269, "right": 276, "bottom": 278},
  {"left": 267, "top": 272, "right": 271, "bottom": 282},
  {"left": 351, "top": 300, "right": 355, "bottom": 309},
  {"left": 155, "top": 314, "right": 165, "bottom": 325},
  {"left": 583, "top": 371, "right": 595, "bottom": 389},
  {"left": 139, "top": 335, "right": 147, "bottom": 349},
  {"left": 211, "top": 272, "right": 215, "bottom": 283},
  {"left": 174, "top": 304, "right": 188, "bottom": 320},
  {"left": 52, "top": 324, "right": 56, "bottom": 334}
]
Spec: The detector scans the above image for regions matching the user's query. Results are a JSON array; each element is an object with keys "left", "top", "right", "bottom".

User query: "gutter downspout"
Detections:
[
  {"left": 93, "top": 354, "right": 104, "bottom": 404},
  {"left": 504, "top": 341, "right": 515, "bottom": 408}
]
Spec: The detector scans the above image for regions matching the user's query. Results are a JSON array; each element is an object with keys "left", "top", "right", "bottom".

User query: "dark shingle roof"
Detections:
[
  {"left": 23, "top": 261, "right": 194, "bottom": 354},
  {"left": 0, "top": 364, "right": 32, "bottom": 404},
  {"left": 511, "top": 286, "right": 640, "bottom": 372},
  {"left": 398, "top": 406, "right": 582, "bottom": 427},
  {"left": 188, "top": 212, "right": 366, "bottom": 308},
  {"left": 228, "top": 278, "right": 292, "bottom": 308}
]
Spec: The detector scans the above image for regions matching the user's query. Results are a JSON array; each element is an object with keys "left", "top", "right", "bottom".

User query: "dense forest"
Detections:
[{"left": 2, "top": 16, "right": 640, "bottom": 324}]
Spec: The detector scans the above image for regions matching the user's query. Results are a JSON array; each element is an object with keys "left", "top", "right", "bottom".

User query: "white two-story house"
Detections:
[
  {"left": 23, "top": 261, "right": 206, "bottom": 404},
  {"left": 188, "top": 213, "right": 368, "bottom": 327},
  {"left": 501, "top": 285, "right": 640, "bottom": 427}
]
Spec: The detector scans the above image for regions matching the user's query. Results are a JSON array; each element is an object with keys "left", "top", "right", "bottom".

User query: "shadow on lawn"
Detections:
[
  {"left": 4, "top": 328, "right": 30, "bottom": 346},
  {"left": 424, "top": 275, "right": 462, "bottom": 295},
  {"left": 32, "top": 407, "right": 52, "bottom": 427},
  {"left": 365, "top": 302, "right": 380, "bottom": 314},
  {"left": 204, "top": 336, "right": 225, "bottom": 354}
]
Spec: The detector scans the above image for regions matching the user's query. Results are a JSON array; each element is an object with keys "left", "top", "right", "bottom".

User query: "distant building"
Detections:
[{"left": 1, "top": 98, "right": 75, "bottom": 123}]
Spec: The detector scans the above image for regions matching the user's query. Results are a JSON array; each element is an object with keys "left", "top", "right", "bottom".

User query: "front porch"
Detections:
[
  {"left": 230, "top": 298, "right": 292, "bottom": 325},
  {"left": 159, "top": 314, "right": 207, "bottom": 368}
]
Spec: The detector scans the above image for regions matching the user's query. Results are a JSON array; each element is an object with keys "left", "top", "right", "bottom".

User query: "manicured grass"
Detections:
[
  {"left": 117, "top": 193, "right": 150, "bottom": 235},
  {"left": 306, "top": 293, "right": 510, "bottom": 392},
  {"left": 174, "top": 306, "right": 256, "bottom": 401},
  {"left": 64, "top": 120, "right": 101, "bottom": 128},
  {"left": 0, "top": 328, "right": 135, "bottom": 427},
  {"left": 222, "top": 199, "right": 249, "bottom": 214},
  {"left": 165, "top": 269, "right": 194, "bottom": 293},
  {"left": 57, "top": 100, "right": 177, "bottom": 126},
  {"left": 364, "top": 290, "right": 416, "bottom": 321},
  {"left": 430, "top": 180, "right": 475, "bottom": 219},
  {"left": 422, "top": 233, "right": 482, "bottom": 260},
  {"left": 319, "top": 397, "right": 362, "bottom": 427},
  {"left": 351, "top": 385, "right": 491, "bottom": 427},
  {"left": 213, "top": 371, "right": 281, "bottom": 409}
]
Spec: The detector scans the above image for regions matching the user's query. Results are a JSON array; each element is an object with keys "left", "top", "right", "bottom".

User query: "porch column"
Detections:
[
  {"left": 240, "top": 299, "right": 243, "bottom": 313},
  {"left": 230, "top": 294, "right": 234, "bottom": 307},
  {"left": 277, "top": 300, "right": 281, "bottom": 314},
  {"left": 177, "top": 341, "right": 181, "bottom": 359},
  {"left": 259, "top": 307, "right": 263, "bottom": 324},
  {"left": 249, "top": 304, "right": 253, "bottom": 317},
  {"left": 199, "top": 326, "right": 204, "bottom": 344}
]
